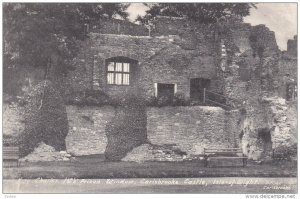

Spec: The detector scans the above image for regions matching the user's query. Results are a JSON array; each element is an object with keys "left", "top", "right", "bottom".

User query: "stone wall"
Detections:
[
  {"left": 262, "top": 97, "right": 297, "bottom": 149},
  {"left": 225, "top": 109, "right": 243, "bottom": 148},
  {"left": 220, "top": 33, "right": 297, "bottom": 160},
  {"left": 64, "top": 104, "right": 244, "bottom": 158},
  {"left": 66, "top": 18, "right": 219, "bottom": 100},
  {"left": 152, "top": 16, "right": 190, "bottom": 36},
  {"left": 277, "top": 36, "right": 297, "bottom": 100},
  {"left": 65, "top": 105, "right": 115, "bottom": 156},
  {"left": 228, "top": 23, "right": 252, "bottom": 54},
  {"left": 3, "top": 103, "right": 24, "bottom": 136},
  {"left": 90, "top": 18, "right": 149, "bottom": 36},
  {"left": 65, "top": 104, "right": 239, "bottom": 158},
  {"left": 146, "top": 106, "right": 235, "bottom": 155},
  {"left": 286, "top": 101, "right": 297, "bottom": 139},
  {"left": 223, "top": 72, "right": 297, "bottom": 160},
  {"left": 287, "top": 35, "right": 297, "bottom": 56}
]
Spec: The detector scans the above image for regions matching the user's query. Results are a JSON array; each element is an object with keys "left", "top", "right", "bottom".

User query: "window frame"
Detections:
[
  {"left": 286, "top": 83, "right": 297, "bottom": 101},
  {"left": 106, "top": 61, "right": 130, "bottom": 86},
  {"left": 156, "top": 83, "right": 175, "bottom": 102}
]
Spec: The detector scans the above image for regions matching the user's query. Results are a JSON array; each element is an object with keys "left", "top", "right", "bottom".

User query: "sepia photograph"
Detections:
[{"left": 2, "top": 1, "right": 298, "bottom": 196}]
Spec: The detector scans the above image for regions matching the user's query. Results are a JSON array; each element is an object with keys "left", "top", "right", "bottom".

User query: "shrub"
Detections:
[
  {"left": 84, "top": 90, "right": 110, "bottom": 106},
  {"left": 144, "top": 95, "right": 157, "bottom": 107},
  {"left": 66, "top": 89, "right": 110, "bottom": 106},
  {"left": 105, "top": 95, "right": 147, "bottom": 161},
  {"left": 157, "top": 96, "right": 171, "bottom": 107},
  {"left": 273, "top": 144, "right": 297, "bottom": 160},
  {"left": 19, "top": 80, "right": 68, "bottom": 157},
  {"left": 239, "top": 107, "right": 247, "bottom": 115},
  {"left": 144, "top": 93, "right": 190, "bottom": 107},
  {"left": 173, "top": 92, "right": 188, "bottom": 106},
  {"left": 121, "top": 95, "right": 146, "bottom": 108}
]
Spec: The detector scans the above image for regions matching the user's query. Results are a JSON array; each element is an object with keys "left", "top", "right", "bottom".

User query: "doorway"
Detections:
[
  {"left": 190, "top": 78, "right": 210, "bottom": 101},
  {"left": 258, "top": 128, "right": 273, "bottom": 158}
]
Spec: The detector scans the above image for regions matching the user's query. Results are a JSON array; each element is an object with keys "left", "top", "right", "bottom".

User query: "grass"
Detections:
[{"left": 3, "top": 155, "right": 297, "bottom": 179}]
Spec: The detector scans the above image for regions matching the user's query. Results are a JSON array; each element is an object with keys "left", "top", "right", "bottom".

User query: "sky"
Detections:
[{"left": 126, "top": 3, "right": 297, "bottom": 50}]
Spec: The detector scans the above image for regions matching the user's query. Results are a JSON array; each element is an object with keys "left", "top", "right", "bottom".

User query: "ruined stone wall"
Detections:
[
  {"left": 146, "top": 106, "right": 235, "bottom": 155},
  {"left": 90, "top": 18, "right": 149, "bottom": 36},
  {"left": 277, "top": 57, "right": 297, "bottom": 99},
  {"left": 3, "top": 103, "right": 25, "bottom": 136},
  {"left": 218, "top": 23, "right": 298, "bottom": 160},
  {"left": 90, "top": 34, "right": 171, "bottom": 98},
  {"left": 64, "top": 104, "right": 241, "bottom": 157},
  {"left": 262, "top": 97, "right": 297, "bottom": 148},
  {"left": 250, "top": 25, "right": 279, "bottom": 53},
  {"left": 287, "top": 35, "right": 297, "bottom": 56},
  {"left": 286, "top": 101, "right": 297, "bottom": 140},
  {"left": 278, "top": 58, "right": 297, "bottom": 81},
  {"left": 228, "top": 23, "right": 252, "bottom": 54},
  {"left": 222, "top": 60, "right": 294, "bottom": 160},
  {"left": 67, "top": 31, "right": 218, "bottom": 100},
  {"left": 225, "top": 109, "right": 243, "bottom": 148},
  {"left": 152, "top": 16, "right": 190, "bottom": 36},
  {"left": 65, "top": 105, "right": 115, "bottom": 156},
  {"left": 65, "top": 39, "right": 94, "bottom": 95},
  {"left": 139, "top": 46, "right": 217, "bottom": 98},
  {"left": 223, "top": 67, "right": 297, "bottom": 160},
  {"left": 239, "top": 98, "right": 271, "bottom": 160}
]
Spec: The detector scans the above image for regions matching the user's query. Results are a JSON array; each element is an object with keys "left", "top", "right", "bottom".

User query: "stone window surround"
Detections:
[
  {"left": 105, "top": 57, "right": 137, "bottom": 86},
  {"left": 154, "top": 83, "right": 177, "bottom": 97},
  {"left": 107, "top": 61, "right": 130, "bottom": 85}
]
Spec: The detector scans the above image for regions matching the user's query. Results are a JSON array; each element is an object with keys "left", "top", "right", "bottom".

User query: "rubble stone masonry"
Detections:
[
  {"left": 147, "top": 106, "right": 235, "bottom": 155},
  {"left": 65, "top": 105, "right": 115, "bottom": 156},
  {"left": 66, "top": 17, "right": 219, "bottom": 100},
  {"left": 65, "top": 105, "right": 235, "bottom": 157}
]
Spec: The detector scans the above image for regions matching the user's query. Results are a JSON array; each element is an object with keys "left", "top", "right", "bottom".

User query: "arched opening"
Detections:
[{"left": 257, "top": 128, "right": 272, "bottom": 158}]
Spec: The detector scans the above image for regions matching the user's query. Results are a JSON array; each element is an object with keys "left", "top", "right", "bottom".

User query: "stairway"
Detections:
[{"left": 203, "top": 89, "right": 245, "bottom": 110}]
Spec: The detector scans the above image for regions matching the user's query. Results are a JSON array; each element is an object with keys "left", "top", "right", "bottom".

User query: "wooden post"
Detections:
[
  {"left": 148, "top": 25, "right": 151, "bottom": 37},
  {"left": 203, "top": 88, "right": 206, "bottom": 104}
]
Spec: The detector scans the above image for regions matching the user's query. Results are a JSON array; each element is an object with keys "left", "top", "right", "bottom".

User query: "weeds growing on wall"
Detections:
[
  {"left": 67, "top": 90, "right": 192, "bottom": 107},
  {"left": 65, "top": 89, "right": 112, "bottom": 106},
  {"left": 145, "top": 92, "right": 190, "bottom": 107}
]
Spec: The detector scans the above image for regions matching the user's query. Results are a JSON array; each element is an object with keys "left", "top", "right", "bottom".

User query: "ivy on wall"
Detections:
[{"left": 19, "top": 80, "right": 68, "bottom": 157}]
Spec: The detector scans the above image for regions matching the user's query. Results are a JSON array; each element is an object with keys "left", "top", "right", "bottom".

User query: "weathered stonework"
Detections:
[
  {"left": 90, "top": 18, "right": 149, "bottom": 36},
  {"left": 277, "top": 36, "right": 297, "bottom": 100},
  {"left": 3, "top": 103, "right": 24, "bottom": 136},
  {"left": 65, "top": 105, "right": 115, "bottom": 156},
  {"left": 66, "top": 17, "right": 220, "bottom": 100},
  {"left": 287, "top": 35, "right": 297, "bottom": 57},
  {"left": 210, "top": 21, "right": 298, "bottom": 160},
  {"left": 147, "top": 106, "right": 235, "bottom": 155},
  {"left": 220, "top": 34, "right": 297, "bottom": 160},
  {"left": 3, "top": 17, "right": 297, "bottom": 162},
  {"left": 262, "top": 97, "right": 296, "bottom": 149}
]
